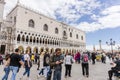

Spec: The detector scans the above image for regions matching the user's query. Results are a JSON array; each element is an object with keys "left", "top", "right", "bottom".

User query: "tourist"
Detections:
[
  {"left": 2, "top": 54, "right": 11, "bottom": 80},
  {"left": 37, "top": 54, "right": 40, "bottom": 70},
  {"left": 9, "top": 48, "right": 24, "bottom": 80},
  {"left": 81, "top": 52, "right": 89, "bottom": 77},
  {"left": 31, "top": 53, "right": 35, "bottom": 64},
  {"left": 0, "top": 54, "right": 3, "bottom": 65},
  {"left": 50, "top": 48, "right": 64, "bottom": 80},
  {"left": 64, "top": 53, "right": 74, "bottom": 78},
  {"left": 101, "top": 53, "right": 106, "bottom": 63},
  {"left": 108, "top": 59, "right": 120, "bottom": 80},
  {"left": 35, "top": 53, "right": 39, "bottom": 64},
  {"left": 43, "top": 51, "right": 50, "bottom": 79},
  {"left": 91, "top": 52, "right": 96, "bottom": 64},
  {"left": 20, "top": 50, "right": 32, "bottom": 80}
]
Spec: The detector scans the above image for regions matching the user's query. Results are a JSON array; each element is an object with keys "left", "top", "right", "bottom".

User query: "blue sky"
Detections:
[{"left": 4, "top": 0, "right": 120, "bottom": 50}]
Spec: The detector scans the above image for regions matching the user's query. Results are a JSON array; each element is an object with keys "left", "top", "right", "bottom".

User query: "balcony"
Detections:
[{"left": 63, "top": 35, "right": 67, "bottom": 39}]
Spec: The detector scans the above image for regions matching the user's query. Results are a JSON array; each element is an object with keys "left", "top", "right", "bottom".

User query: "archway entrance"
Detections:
[
  {"left": 18, "top": 46, "right": 24, "bottom": 53},
  {"left": 26, "top": 46, "right": 31, "bottom": 53},
  {"left": 66, "top": 49, "right": 68, "bottom": 54},
  {"left": 50, "top": 48, "right": 54, "bottom": 53},
  {"left": 33, "top": 47, "right": 38, "bottom": 53},
  {"left": 45, "top": 48, "right": 49, "bottom": 52}
]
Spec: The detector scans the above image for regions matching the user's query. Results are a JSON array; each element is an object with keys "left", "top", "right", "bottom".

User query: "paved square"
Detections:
[{"left": 0, "top": 61, "right": 114, "bottom": 80}]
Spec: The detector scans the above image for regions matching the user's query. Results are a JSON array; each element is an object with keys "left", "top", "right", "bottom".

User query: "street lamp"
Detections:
[
  {"left": 106, "top": 38, "right": 115, "bottom": 54},
  {"left": 99, "top": 40, "right": 102, "bottom": 52}
]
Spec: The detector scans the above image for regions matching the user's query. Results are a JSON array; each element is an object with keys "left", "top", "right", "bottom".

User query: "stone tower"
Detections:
[{"left": 0, "top": 0, "right": 5, "bottom": 21}]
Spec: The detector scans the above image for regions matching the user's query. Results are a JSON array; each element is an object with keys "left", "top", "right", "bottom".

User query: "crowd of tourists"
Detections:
[{"left": 1, "top": 48, "right": 120, "bottom": 80}]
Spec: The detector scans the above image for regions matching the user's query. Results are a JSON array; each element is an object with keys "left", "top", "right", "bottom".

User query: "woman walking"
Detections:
[
  {"left": 2, "top": 54, "right": 11, "bottom": 80},
  {"left": 81, "top": 52, "right": 89, "bottom": 77},
  {"left": 64, "top": 53, "right": 74, "bottom": 78},
  {"left": 20, "top": 50, "right": 32, "bottom": 80}
]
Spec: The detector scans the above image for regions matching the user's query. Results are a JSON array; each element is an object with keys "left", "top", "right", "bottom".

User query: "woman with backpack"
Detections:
[
  {"left": 20, "top": 50, "right": 32, "bottom": 80},
  {"left": 81, "top": 52, "right": 89, "bottom": 77},
  {"left": 64, "top": 53, "right": 74, "bottom": 78}
]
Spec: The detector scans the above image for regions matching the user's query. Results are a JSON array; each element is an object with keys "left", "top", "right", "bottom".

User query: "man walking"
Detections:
[
  {"left": 43, "top": 51, "right": 50, "bottom": 79},
  {"left": 9, "top": 48, "right": 24, "bottom": 80},
  {"left": 50, "top": 48, "right": 64, "bottom": 80}
]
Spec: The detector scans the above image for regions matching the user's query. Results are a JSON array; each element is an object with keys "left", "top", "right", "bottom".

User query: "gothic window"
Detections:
[
  {"left": 76, "top": 34, "right": 78, "bottom": 39},
  {"left": 28, "top": 19, "right": 35, "bottom": 28},
  {"left": 37, "top": 37, "right": 39, "bottom": 43},
  {"left": 48, "top": 39, "right": 50, "bottom": 44},
  {"left": 14, "top": 16, "right": 16, "bottom": 23},
  {"left": 43, "top": 24, "right": 48, "bottom": 31},
  {"left": 43, "top": 39, "right": 45, "bottom": 44},
  {"left": 30, "top": 36, "right": 32, "bottom": 42},
  {"left": 22, "top": 35, "right": 25, "bottom": 42},
  {"left": 50, "top": 40, "right": 52, "bottom": 44},
  {"left": 17, "top": 34, "right": 20, "bottom": 41},
  {"left": 70, "top": 32, "right": 72, "bottom": 37},
  {"left": 81, "top": 36, "right": 83, "bottom": 40},
  {"left": 63, "top": 31, "right": 66, "bottom": 36},
  {"left": 55, "top": 28, "right": 58, "bottom": 34},
  {"left": 33, "top": 37, "right": 36, "bottom": 43},
  {"left": 53, "top": 40, "right": 54, "bottom": 45},
  {"left": 26, "top": 36, "right": 29, "bottom": 42},
  {"left": 40, "top": 38, "right": 42, "bottom": 43}
]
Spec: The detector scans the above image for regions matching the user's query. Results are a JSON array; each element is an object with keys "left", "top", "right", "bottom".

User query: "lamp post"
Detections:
[
  {"left": 99, "top": 40, "right": 102, "bottom": 52},
  {"left": 106, "top": 38, "right": 115, "bottom": 54}
]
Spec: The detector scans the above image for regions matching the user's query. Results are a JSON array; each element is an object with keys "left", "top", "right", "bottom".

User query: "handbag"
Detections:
[
  {"left": 71, "top": 58, "right": 73, "bottom": 64},
  {"left": 24, "top": 60, "right": 32, "bottom": 67}
]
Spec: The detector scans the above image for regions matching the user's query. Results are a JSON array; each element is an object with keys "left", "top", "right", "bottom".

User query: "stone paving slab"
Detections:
[{"left": 0, "top": 61, "right": 117, "bottom": 80}]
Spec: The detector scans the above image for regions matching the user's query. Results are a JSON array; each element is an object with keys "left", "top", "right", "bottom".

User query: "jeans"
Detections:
[
  {"left": 23, "top": 67, "right": 30, "bottom": 77},
  {"left": 44, "top": 66, "right": 50, "bottom": 78},
  {"left": 65, "top": 65, "right": 72, "bottom": 76},
  {"left": 53, "top": 70, "right": 61, "bottom": 80},
  {"left": 9, "top": 66, "right": 19, "bottom": 80},
  {"left": 39, "top": 68, "right": 44, "bottom": 75},
  {"left": 2, "top": 66, "right": 10, "bottom": 80},
  {"left": 81, "top": 63, "right": 89, "bottom": 76},
  {"left": 108, "top": 68, "right": 118, "bottom": 80}
]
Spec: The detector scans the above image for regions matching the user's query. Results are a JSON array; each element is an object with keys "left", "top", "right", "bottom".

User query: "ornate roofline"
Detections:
[{"left": 6, "top": 2, "right": 85, "bottom": 33}]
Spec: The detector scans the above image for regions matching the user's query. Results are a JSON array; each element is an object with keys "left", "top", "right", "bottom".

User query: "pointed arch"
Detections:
[
  {"left": 37, "top": 37, "right": 39, "bottom": 43},
  {"left": 26, "top": 36, "right": 29, "bottom": 42},
  {"left": 22, "top": 35, "right": 25, "bottom": 42},
  {"left": 33, "top": 37, "right": 36, "bottom": 43},
  {"left": 17, "top": 34, "right": 20, "bottom": 41},
  {"left": 53, "top": 40, "right": 54, "bottom": 45},
  {"left": 29, "top": 19, "right": 35, "bottom": 28},
  {"left": 43, "top": 24, "right": 48, "bottom": 31},
  {"left": 40, "top": 38, "right": 42, "bottom": 44},
  {"left": 55, "top": 28, "right": 59, "bottom": 34},
  {"left": 30, "top": 36, "right": 32, "bottom": 42}
]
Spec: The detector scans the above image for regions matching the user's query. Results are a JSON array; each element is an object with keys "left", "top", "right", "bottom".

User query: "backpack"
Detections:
[{"left": 83, "top": 54, "right": 88, "bottom": 62}]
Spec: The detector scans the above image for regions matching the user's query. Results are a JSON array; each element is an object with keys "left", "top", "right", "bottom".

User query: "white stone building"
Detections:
[{"left": 0, "top": 0, "right": 86, "bottom": 54}]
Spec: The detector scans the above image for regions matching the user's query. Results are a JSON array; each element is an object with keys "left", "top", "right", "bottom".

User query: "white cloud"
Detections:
[
  {"left": 4, "top": 0, "right": 120, "bottom": 32},
  {"left": 101, "top": 5, "right": 120, "bottom": 15},
  {"left": 76, "top": 22, "right": 101, "bottom": 32},
  {"left": 4, "top": 0, "right": 101, "bottom": 23},
  {"left": 77, "top": 5, "right": 120, "bottom": 32}
]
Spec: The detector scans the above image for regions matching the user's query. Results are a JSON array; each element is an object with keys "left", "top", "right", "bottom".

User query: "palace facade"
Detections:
[{"left": 0, "top": 0, "right": 86, "bottom": 54}]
